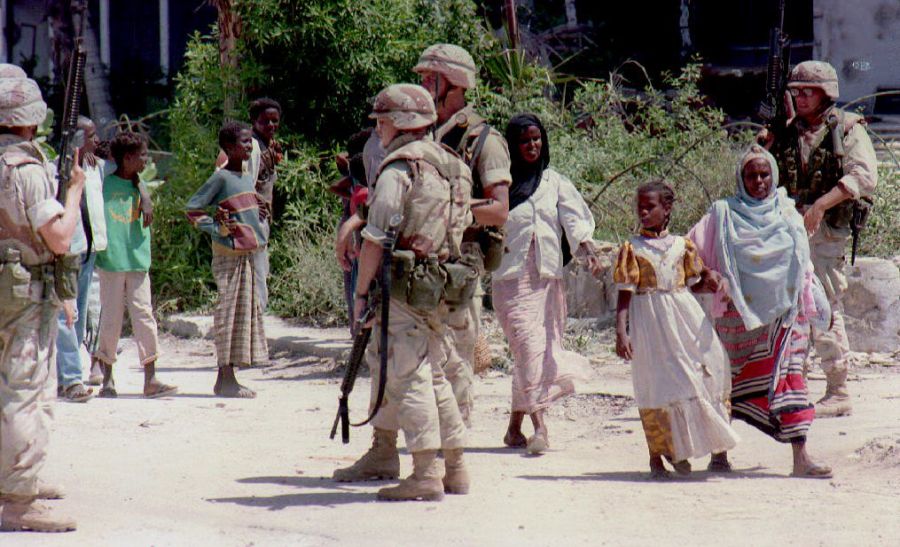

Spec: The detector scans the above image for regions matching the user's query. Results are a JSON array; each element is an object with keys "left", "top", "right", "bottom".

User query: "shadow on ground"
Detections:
[{"left": 207, "top": 475, "right": 384, "bottom": 509}]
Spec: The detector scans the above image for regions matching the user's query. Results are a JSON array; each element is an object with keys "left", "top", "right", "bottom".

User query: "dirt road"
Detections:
[{"left": 11, "top": 324, "right": 900, "bottom": 546}]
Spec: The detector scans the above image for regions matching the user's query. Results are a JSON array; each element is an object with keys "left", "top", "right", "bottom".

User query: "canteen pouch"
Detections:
[
  {"left": 478, "top": 226, "right": 505, "bottom": 272},
  {"left": 392, "top": 251, "right": 446, "bottom": 312},
  {"left": 0, "top": 249, "right": 33, "bottom": 314},
  {"left": 442, "top": 261, "right": 479, "bottom": 306},
  {"left": 407, "top": 257, "right": 446, "bottom": 312},
  {"left": 54, "top": 254, "right": 80, "bottom": 300}
]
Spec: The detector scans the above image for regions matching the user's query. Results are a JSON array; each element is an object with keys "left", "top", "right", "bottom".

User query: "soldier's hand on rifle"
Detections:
[
  {"left": 353, "top": 294, "right": 375, "bottom": 329},
  {"left": 68, "top": 149, "right": 86, "bottom": 195},
  {"left": 756, "top": 128, "right": 775, "bottom": 149},
  {"left": 803, "top": 202, "right": 825, "bottom": 235}
]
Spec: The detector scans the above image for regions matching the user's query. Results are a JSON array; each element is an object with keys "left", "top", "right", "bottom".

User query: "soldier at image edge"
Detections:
[{"left": 0, "top": 63, "right": 84, "bottom": 532}]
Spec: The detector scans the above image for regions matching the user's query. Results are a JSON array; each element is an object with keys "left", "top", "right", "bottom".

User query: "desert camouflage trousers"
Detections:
[
  {"left": 367, "top": 299, "right": 466, "bottom": 452},
  {"left": 0, "top": 300, "right": 58, "bottom": 498},
  {"left": 809, "top": 224, "right": 851, "bottom": 374}
]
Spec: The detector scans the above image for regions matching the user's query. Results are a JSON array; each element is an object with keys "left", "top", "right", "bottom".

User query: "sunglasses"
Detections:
[{"left": 790, "top": 88, "right": 817, "bottom": 97}]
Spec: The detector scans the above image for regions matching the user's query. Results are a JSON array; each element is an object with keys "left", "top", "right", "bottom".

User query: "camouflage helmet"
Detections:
[
  {"left": 0, "top": 63, "right": 27, "bottom": 79},
  {"left": 788, "top": 61, "right": 839, "bottom": 100},
  {"left": 369, "top": 83, "right": 437, "bottom": 130},
  {"left": 413, "top": 44, "right": 477, "bottom": 89}
]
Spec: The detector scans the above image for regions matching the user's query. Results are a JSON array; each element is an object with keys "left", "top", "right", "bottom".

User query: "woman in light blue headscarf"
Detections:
[{"left": 689, "top": 145, "right": 832, "bottom": 478}]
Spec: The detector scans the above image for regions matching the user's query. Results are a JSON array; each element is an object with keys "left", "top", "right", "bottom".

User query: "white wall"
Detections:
[
  {"left": 814, "top": 0, "right": 900, "bottom": 106},
  {"left": 8, "top": 0, "right": 52, "bottom": 78}
]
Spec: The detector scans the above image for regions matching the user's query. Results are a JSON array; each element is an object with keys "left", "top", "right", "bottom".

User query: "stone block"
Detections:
[{"left": 843, "top": 257, "right": 900, "bottom": 353}]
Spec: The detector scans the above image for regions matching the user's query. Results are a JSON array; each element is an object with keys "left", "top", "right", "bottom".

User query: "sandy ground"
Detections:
[{"left": 9, "top": 320, "right": 900, "bottom": 547}]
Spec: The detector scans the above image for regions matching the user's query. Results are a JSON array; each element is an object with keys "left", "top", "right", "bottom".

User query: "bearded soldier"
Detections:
[
  {"left": 764, "top": 61, "right": 878, "bottom": 417},
  {"left": 0, "top": 65, "right": 84, "bottom": 532},
  {"left": 350, "top": 83, "right": 474, "bottom": 501}
]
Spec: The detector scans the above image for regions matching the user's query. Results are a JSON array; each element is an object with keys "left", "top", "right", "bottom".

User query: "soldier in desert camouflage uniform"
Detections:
[
  {"left": 0, "top": 65, "right": 84, "bottom": 532},
  {"left": 763, "top": 61, "right": 879, "bottom": 417}
]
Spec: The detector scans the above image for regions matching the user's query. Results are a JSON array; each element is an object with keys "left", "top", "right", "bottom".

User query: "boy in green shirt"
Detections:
[{"left": 93, "top": 132, "right": 177, "bottom": 398}]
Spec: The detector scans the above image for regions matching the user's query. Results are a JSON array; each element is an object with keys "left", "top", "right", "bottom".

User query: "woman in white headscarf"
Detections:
[{"left": 689, "top": 145, "right": 832, "bottom": 478}]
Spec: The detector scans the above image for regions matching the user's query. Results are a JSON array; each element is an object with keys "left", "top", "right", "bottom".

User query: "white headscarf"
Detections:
[{"left": 711, "top": 145, "right": 810, "bottom": 330}]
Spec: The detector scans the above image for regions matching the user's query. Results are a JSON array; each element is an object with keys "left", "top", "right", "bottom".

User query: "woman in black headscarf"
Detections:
[{"left": 493, "top": 113, "right": 601, "bottom": 454}]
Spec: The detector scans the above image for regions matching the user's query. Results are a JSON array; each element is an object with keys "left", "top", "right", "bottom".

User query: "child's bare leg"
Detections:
[
  {"left": 649, "top": 455, "right": 670, "bottom": 479},
  {"left": 215, "top": 365, "right": 256, "bottom": 399},
  {"left": 143, "top": 361, "right": 178, "bottom": 398},
  {"left": 504, "top": 411, "right": 527, "bottom": 447}
]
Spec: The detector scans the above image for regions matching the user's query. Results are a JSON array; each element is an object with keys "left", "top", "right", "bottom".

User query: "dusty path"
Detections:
[{"left": 10, "top": 324, "right": 900, "bottom": 546}]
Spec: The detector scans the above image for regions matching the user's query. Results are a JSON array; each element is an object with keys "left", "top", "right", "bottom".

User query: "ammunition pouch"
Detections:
[
  {"left": 54, "top": 254, "right": 80, "bottom": 300},
  {"left": 0, "top": 257, "right": 33, "bottom": 315},
  {"left": 390, "top": 249, "right": 482, "bottom": 311},
  {"left": 474, "top": 226, "right": 505, "bottom": 272},
  {"left": 391, "top": 250, "right": 446, "bottom": 312}
]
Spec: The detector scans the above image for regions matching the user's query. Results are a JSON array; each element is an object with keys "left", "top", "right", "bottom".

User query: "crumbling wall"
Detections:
[{"left": 815, "top": 0, "right": 900, "bottom": 106}]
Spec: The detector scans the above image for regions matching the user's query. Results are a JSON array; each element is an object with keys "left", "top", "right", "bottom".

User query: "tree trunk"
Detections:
[
  {"left": 80, "top": 5, "right": 116, "bottom": 137},
  {"left": 209, "top": 0, "right": 242, "bottom": 119}
]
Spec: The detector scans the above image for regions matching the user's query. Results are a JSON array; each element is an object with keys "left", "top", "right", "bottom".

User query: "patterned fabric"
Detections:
[
  {"left": 212, "top": 252, "right": 268, "bottom": 368},
  {"left": 185, "top": 169, "right": 267, "bottom": 254},
  {"left": 613, "top": 235, "right": 702, "bottom": 292},
  {"left": 493, "top": 241, "right": 586, "bottom": 414},
  {"left": 638, "top": 408, "right": 675, "bottom": 458},
  {"left": 0, "top": 76, "right": 47, "bottom": 127},
  {"left": 715, "top": 305, "right": 815, "bottom": 442}
]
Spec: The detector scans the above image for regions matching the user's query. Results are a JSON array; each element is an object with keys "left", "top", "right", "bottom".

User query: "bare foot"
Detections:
[
  {"left": 791, "top": 460, "right": 833, "bottom": 479},
  {"left": 503, "top": 430, "right": 527, "bottom": 448},
  {"left": 216, "top": 383, "right": 257, "bottom": 399},
  {"left": 649, "top": 455, "right": 671, "bottom": 480},
  {"left": 664, "top": 456, "right": 691, "bottom": 476}
]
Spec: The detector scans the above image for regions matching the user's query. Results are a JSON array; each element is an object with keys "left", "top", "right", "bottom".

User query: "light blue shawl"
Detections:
[{"left": 711, "top": 145, "right": 810, "bottom": 330}]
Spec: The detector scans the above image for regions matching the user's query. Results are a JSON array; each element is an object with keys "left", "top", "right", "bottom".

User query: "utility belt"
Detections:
[
  {"left": 463, "top": 225, "right": 505, "bottom": 272},
  {"left": 389, "top": 246, "right": 482, "bottom": 312},
  {"left": 0, "top": 249, "right": 79, "bottom": 310}
]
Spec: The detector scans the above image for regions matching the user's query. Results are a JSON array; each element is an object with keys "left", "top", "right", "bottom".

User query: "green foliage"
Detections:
[
  {"left": 234, "top": 0, "right": 492, "bottom": 142},
  {"left": 860, "top": 163, "right": 899, "bottom": 258}
]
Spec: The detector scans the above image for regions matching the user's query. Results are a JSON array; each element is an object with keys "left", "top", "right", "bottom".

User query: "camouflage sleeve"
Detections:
[
  {"left": 474, "top": 129, "right": 511, "bottom": 191},
  {"left": 18, "top": 163, "right": 64, "bottom": 234},
  {"left": 839, "top": 122, "right": 878, "bottom": 199},
  {"left": 361, "top": 162, "right": 409, "bottom": 245}
]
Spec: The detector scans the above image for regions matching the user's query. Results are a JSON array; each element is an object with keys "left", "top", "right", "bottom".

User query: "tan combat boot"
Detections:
[
  {"left": 816, "top": 369, "right": 852, "bottom": 417},
  {"left": 442, "top": 448, "right": 470, "bottom": 494},
  {"left": 0, "top": 497, "right": 76, "bottom": 533},
  {"left": 332, "top": 428, "right": 400, "bottom": 482},
  {"left": 376, "top": 450, "right": 444, "bottom": 502}
]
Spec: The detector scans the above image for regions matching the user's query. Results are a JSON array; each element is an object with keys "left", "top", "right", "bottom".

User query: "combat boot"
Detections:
[
  {"left": 442, "top": 448, "right": 470, "bottom": 494},
  {"left": 0, "top": 497, "right": 76, "bottom": 533},
  {"left": 332, "top": 428, "right": 400, "bottom": 482},
  {"left": 377, "top": 450, "right": 444, "bottom": 502},
  {"left": 816, "top": 369, "right": 852, "bottom": 417}
]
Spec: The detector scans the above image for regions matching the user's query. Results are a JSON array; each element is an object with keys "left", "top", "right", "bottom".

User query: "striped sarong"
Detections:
[
  {"left": 715, "top": 305, "right": 814, "bottom": 442},
  {"left": 212, "top": 252, "right": 268, "bottom": 368}
]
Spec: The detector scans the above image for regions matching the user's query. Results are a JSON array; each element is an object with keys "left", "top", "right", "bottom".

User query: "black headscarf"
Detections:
[{"left": 505, "top": 113, "right": 550, "bottom": 211}]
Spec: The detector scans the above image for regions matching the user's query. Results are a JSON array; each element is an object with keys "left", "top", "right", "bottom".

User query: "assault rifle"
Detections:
[
  {"left": 757, "top": 0, "right": 791, "bottom": 137},
  {"left": 329, "top": 304, "right": 376, "bottom": 444},
  {"left": 329, "top": 214, "right": 402, "bottom": 443},
  {"left": 56, "top": 5, "right": 87, "bottom": 203}
]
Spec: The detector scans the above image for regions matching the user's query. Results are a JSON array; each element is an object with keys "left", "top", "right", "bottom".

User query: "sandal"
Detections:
[
  {"left": 526, "top": 431, "right": 549, "bottom": 455},
  {"left": 144, "top": 383, "right": 178, "bottom": 399},
  {"left": 664, "top": 455, "right": 692, "bottom": 475},
  {"left": 62, "top": 384, "right": 94, "bottom": 403},
  {"left": 98, "top": 386, "right": 118, "bottom": 398}
]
